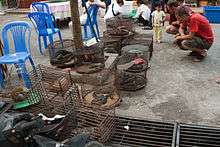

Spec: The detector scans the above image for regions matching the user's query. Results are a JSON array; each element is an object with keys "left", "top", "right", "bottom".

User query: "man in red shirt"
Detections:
[{"left": 175, "top": 6, "right": 214, "bottom": 61}]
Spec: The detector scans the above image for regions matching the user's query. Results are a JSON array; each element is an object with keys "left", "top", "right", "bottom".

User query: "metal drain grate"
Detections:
[
  {"left": 110, "top": 117, "right": 176, "bottom": 147},
  {"left": 176, "top": 123, "right": 220, "bottom": 147}
]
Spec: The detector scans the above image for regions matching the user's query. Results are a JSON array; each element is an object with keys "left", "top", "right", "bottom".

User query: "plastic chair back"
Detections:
[
  {"left": 31, "top": 2, "right": 51, "bottom": 14},
  {"left": 1, "top": 21, "right": 31, "bottom": 55},
  {"left": 28, "top": 12, "right": 55, "bottom": 35}
]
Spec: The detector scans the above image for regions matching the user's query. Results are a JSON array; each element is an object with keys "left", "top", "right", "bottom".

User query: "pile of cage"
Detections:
[{"left": 26, "top": 65, "right": 116, "bottom": 143}]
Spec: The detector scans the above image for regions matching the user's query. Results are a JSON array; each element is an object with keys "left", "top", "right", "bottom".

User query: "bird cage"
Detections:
[
  {"left": 68, "top": 84, "right": 117, "bottom": 143},
  {"left": 116, "top": 53, "right": 148, "bottom": 91}
]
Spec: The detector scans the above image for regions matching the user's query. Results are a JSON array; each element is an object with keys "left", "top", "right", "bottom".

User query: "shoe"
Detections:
[{"left": 188, "top": 51, "right": 198, "bottom": 56}]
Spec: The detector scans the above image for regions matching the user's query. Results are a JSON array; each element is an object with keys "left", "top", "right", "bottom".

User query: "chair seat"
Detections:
[
  {"left": 39, "top": 28, "right": 60, "bottom": 35},
  {"left": 0, "top": 52, "right": 30, "bottom": 64}
]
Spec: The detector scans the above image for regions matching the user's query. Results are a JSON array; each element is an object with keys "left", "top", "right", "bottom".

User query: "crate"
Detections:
[{"left": 204, "top": 6, "right": 220, "bottom": 23}]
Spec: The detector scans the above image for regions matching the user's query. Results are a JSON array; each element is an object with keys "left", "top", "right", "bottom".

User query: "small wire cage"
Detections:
[
  {"left": 105, "top": 17, "right": 135, "bottom": 33},
  {"left": 67, "top": 84, "right": 117, "bottom": 143},
  {"left": 116, "top": 53, "right": 148, "bottom": 91},
  {"left": 48, "top": 39, "right": 104, "bottom": 68}
]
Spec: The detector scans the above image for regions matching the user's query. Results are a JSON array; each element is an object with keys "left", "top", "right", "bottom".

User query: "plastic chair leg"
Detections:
[
  {"left": 58, "top": 31, "right": 63, "bottom": 48},
  {"left": 0, "top": 65, "right": 4, "bottom": 88},
  {"left": 48, "top": 35, "right": 55, "bottom": 57},
  {"left": 38, "top": 36, "right": 43, "bottom": 55},
  {"left": 43, "top": 36, "right": 48, "bottom": 49},
  {"left": 17, "top": 62, "right": 31, "bottom": 89},
  {"left": 28, "top": 56, "right": 36, "bottom": 73},
  {"left": 83, "top": 26, "right": 88, "bottom": 40}
]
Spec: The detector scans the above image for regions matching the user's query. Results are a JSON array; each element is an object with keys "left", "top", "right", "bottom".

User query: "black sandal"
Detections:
[{"left": 188, "top": 51, "right": 198, "bottom": 56}]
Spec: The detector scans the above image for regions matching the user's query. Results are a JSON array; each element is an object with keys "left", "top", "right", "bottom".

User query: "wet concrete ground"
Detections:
[{"left": 1, "top": 13, "right": 220, "bottom": 126}]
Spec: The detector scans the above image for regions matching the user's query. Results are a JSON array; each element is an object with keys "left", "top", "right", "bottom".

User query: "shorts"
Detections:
[{"left": 182, "top": 36, "right": 213, "bottom": 50}]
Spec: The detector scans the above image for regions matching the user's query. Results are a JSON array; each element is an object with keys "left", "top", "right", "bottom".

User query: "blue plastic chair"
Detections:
[
  {"left": 31, "top": 2, "right": 50, "bottom": 13},
  {"left": 28, "top": 12, "right": 63, "bottom": 55},
  {"left": 0, "top": 21, "right": 36, "bottom": 88},
  {"left": 82, "top": 4, "right": 100, "bottom": 40},
  {"left": 31, "top": 2, "right": 57, "bottom": 27}
]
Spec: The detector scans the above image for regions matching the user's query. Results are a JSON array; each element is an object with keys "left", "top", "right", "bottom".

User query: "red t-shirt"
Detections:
[{"left": 188, "top": 13, "right": 214, "bottom": 44}]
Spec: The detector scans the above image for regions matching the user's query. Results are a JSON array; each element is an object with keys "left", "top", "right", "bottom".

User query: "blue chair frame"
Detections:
[
  {"left": 28, "top": 12, "right": 63, "bottom": 55},
  {"left": 0, "top": 21, "right": 36, "bottom": 88},
  {"left": 82, "top": 4, "right": 100, "bottom": 41}
]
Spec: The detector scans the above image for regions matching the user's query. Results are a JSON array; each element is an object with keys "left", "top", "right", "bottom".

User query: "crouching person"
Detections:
[{"left": 175, "top": 6, "right": 214, "bottom": 62}]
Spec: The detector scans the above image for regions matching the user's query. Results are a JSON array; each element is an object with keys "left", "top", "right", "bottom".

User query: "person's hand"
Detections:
[
  {"left": 175, "top": 36, "right": 183, "bottom": 40},
  {"left": 172, "top": 21, "right": 178, "bottom": 25}
]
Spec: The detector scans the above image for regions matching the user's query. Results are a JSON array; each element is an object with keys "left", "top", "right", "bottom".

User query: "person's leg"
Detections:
[
  {"left": 153, "top": 27, "right": 157, "bottom": 42},
  {"left": 137, "top": 16, "right": 146, "bottom": 25},
  {"left": 157, "top": 26, "right": 162, "bottom": 43},
  {"left": 181, "top": 37, "right": 212, "bottom": 61}
]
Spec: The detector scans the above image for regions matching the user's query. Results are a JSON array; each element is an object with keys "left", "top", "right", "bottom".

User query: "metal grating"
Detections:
[
  {"left": 110, "top": 116, "right": 176, "bottom": 147},
  {"left": 176, "top": 123, "right": 220, "bottom": 147}
]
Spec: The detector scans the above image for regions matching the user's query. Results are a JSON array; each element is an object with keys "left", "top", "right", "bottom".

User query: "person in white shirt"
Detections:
[
  {"left": 104, "top": 0, "right": 124, "bottom": 20},
  {"left": 133, "top": 0, "right": 151, "bottom": 27}
]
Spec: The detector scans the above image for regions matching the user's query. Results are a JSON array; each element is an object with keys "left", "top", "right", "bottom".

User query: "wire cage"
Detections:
[
  {"left": 105, "top": 16, "right": 135, "bottom": 33},
  {"left": 115, "top": 53, "right": 148, "bottom": 91},
  {"left": 67, "top": 84, "right": 117, "bottom": 143},
  {"left": 48, "top": 39, "right": 104, "bottom": 68},
  {"left": 122, "top": 33, "right": 154, "bottom": 60},
  {"left": 20, "top": 65, "right": 77, "bottom": 140},
  {"left": 30, "top": 65, "right": 116, "bottom": 143},
  {"left": 0, "top": 66, "right": 43, "bottom": 110}
]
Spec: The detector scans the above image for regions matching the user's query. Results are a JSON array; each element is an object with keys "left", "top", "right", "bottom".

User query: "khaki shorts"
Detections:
[{"left": 182, "top": 36, "right": 213, "bottom": 50}]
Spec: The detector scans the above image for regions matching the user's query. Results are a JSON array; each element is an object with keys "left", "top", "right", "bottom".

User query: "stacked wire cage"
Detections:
[{"left": 103, "top": 17, "right": 135, "bottom": 55}]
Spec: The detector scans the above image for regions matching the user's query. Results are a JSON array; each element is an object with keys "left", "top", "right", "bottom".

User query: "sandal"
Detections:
[
  {"left": 193, "top": 50, "right": 207, "bottom": 62},
  {"left": 188, "top": 51, "right": 198, "bottom": 56}
]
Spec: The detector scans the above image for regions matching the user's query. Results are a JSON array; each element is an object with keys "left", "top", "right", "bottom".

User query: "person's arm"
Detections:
[
  {"left": 176, "top": 32, "right": 195, "bottom": 40},
  {"left": 172, "top": 21, "right": 179, "bottom": 25},
  {"left": 162, "top": 11, "right": 166, "bottom": 22},
  {"left": 97, "top": 0, "right": 106, "bottom": 8},
  {"left": 133, "top": 7, "right": 142, "bottom": 18},
  {"left": 177, "top": 18, "right": 198, "bottom": 40},
  {"left": 151, "top": 11, "right": 155, "bottom": 26}
]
